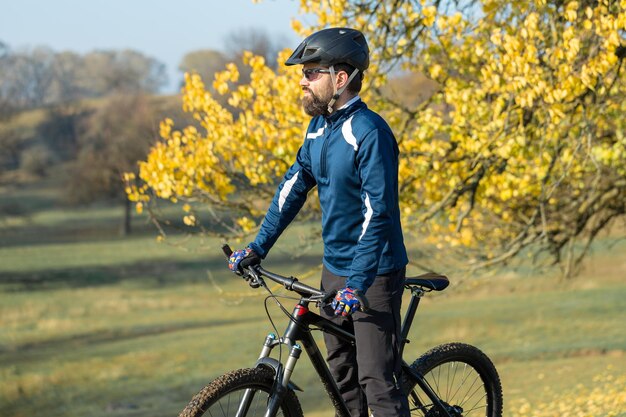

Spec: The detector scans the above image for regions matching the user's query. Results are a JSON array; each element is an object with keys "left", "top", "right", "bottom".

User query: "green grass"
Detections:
[{"left": 1, "top": 181, "right": 625, "bottom": 417}]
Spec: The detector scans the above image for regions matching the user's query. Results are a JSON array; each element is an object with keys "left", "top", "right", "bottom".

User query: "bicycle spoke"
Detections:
[
  {"left": 414, "top": 359, "right": 491, "bottom": 416},
  {"left": 462, "top": 376, "right": 487, "bottom": 410},
  {"left": 454, "top": 368, "right": 482, "bottom": 407},
  {"left": 464, "top": 387, "right": 488, "bottom": 415},
  {"left": 449, "top": 362, "right": 470, "bottom": 402},
  {"left": 199, "top": 387, "right": 285, "bottom": 417},
  {"left": 251, "top": 391, "right": 261, "bottom": 416},
  {"left": 446, "top": 361, "right": 457, "bottom": 401},
  {"left": 432, "top": 362, "right": 443, "bottom": 395},
  {"left": 218, "top": 397, "right": 227, "bottom": 417}
]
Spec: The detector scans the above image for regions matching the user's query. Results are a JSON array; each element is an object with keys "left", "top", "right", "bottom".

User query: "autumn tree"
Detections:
[
  {"left": 0, "top": 45, "right": 167, "bottom": 109},
  {"left": 0, "top": 46, "right": 56, "bottom": 108},
  {"left": 223, "top": 27, "right": 289, "bottom": 70},
  {"left": 81, "top": 49, "right": 167, "bottom": 95},
  {"left": 69, "top": 94, "right": 159, "bottom": 235},
  {"left": 128, "top": 0, "right": 626, "bottom": 276},
  {"left": 178, "top": 29, "right": 289, "bottom": 90},
  {"left": 178, "top": 49, "right": 229, "bottom": 89}
]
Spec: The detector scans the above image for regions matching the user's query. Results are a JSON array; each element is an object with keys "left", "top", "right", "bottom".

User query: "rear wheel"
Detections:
[
  {"left": 178, "top": 367, "right": 304, "bottom": 417},
  {"left": 403, "top": 343, "right": 503, "bottom": 417}
]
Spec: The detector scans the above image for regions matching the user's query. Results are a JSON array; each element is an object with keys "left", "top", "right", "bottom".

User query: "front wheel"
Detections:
[
  {"left": 178, "top": 367, "right": 304, "bottom": 417},
  {"left": 403, "top": 343, "right": 503, "bottom": 417}
]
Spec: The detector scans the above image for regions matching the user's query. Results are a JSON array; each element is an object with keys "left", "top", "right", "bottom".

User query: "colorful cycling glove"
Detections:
[
  {"left": 331, "top": 287, "right": 369, "bottom": 316},
  {"left": 228, "top": 247, "right": 260, "bottom": 274}
]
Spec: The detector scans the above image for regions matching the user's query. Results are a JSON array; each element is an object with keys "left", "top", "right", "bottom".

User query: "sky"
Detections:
[{"left": 0, "top": 0, "right": 305, "bottom": 93}]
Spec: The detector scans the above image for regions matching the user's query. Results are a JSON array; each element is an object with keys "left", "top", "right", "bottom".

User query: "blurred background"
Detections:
[{"left": 1, "top": 1, "right": 625, "bottom": 417}]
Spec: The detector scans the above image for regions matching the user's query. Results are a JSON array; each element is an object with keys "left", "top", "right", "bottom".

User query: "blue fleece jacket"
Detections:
[{"left": 249, "top": 98, "right": 408, "bottom": 293}]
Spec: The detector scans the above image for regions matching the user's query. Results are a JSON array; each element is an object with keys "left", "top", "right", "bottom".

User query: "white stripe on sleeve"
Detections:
[
  {"left": 278, "top": 171, "right": 300, "bottom": 212},
  {"left": 359, "top": 193, "right": 373, "bottom": 240}
]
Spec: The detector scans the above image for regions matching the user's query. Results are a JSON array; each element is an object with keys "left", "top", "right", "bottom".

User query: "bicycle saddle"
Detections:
[{"left": 405, "top": 272, "right": 449, "bottom": 291}]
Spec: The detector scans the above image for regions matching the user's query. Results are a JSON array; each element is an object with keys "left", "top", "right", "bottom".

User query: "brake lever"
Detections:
[
  {"left": 308, "top": 290, "right": 337, "bottom": 307},
  {"left": 223, "top": 244, "right": 261, "bottom": 287},
  {"left": 246, "top": 265, "right": 263, "bottom": 288},
  {"left": 222, "top": 244, "right": 233, "bottom": 258},
  {"left": 322, "top": 290, "right": 337, "bottom": 304}
]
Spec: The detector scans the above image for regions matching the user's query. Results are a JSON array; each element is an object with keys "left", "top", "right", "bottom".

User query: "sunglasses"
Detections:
[{"left": 302, "top": 67, "right": 331, "bottom": 81}]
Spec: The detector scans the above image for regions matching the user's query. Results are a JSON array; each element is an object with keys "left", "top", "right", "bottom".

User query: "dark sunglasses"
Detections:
[{"left": 302, "top": 67, "right": 331, "bottom": 81}]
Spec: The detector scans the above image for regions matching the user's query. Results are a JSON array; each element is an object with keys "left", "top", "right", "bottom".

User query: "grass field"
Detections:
[{"left": 1, "top": 180, "right": 625, "bottom": 417}]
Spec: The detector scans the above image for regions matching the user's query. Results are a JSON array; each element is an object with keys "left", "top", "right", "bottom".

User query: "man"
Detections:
[{"left": 228, "top": 27, "right": 410, "bottom": 417}]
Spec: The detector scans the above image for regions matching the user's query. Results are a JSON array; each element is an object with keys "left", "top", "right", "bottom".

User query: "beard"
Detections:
[{"left": 302, "top": 88, "right": 332, "bottom": 117}]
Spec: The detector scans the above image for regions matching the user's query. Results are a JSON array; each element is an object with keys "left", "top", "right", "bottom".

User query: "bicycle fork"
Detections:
[{"left": 235, "top": 333, "right": 302, "bottom": 417}]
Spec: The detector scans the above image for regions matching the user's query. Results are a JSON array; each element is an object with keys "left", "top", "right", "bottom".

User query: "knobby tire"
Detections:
[
  {"left": 403, "top": 342, "right": 503, "bottom": 417},
  {"left": 178, "top": 367, "right": 304, "bottom": 417}
]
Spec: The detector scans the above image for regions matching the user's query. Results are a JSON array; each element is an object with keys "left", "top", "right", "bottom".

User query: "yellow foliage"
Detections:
[{"left": 127, "top": 0, "right": 626, "bottom": 270}]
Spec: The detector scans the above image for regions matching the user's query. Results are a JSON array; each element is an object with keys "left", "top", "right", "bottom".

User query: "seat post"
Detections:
[{"left": 399, "top": 286, "right": 424, "bottom": 358}]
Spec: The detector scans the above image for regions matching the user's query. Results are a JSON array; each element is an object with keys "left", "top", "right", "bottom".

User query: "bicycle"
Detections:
[{"left": 178, "top": 245, "right": 503, "bottom": 417}]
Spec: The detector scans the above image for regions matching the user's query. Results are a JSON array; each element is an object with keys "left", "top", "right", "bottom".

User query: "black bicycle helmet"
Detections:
[{"left": 285, "top": 27, "right": 369, "bottom": 71}]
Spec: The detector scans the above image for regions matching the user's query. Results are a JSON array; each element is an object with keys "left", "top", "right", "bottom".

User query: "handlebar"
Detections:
[{"left": 222, "top": 244, "right": 334, "bottom": 302}]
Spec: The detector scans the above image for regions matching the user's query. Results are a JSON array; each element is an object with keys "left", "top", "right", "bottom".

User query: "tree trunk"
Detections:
[{"left": 121, "top": 197, "right": 132, "bottom": 236}]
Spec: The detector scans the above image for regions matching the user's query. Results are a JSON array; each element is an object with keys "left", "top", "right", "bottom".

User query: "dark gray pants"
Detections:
[{"left": 320, "top": 266, "right": 410, "bottom": 417}]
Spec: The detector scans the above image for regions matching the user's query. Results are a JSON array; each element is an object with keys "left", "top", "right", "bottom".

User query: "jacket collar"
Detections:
[
  {"left": 338, "top": 95, "right": 361, "bottom": 110},
  {"left": 325, "top": 97, "right": 365, "bottom": 124}
]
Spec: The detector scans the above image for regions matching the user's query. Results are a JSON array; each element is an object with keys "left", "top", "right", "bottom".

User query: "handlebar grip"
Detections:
[
  {"left": 222, "top": 244, "right": 233, "bottom": 258},
  {"left": 322, "top": 290, "right": 337, "bottom": 305}
]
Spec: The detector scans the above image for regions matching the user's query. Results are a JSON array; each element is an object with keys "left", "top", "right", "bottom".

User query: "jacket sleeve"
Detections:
[
  {"left": 249, "top": 145, "right": 317, "bottom": 258},
  {"left": 346, "top": 128, "right": 399, "bottom": 293}
]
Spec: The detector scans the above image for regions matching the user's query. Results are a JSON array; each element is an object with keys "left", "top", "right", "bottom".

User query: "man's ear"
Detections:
[{"left": 336, "top": 70, "right": 349, "bottom": 89}]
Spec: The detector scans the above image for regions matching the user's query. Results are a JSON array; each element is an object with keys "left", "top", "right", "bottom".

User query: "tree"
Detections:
[
  {"left": 0, "top": 45, "right": 168, "bottom": 109},
  {"left": 49, "top": 51, "right": 84, "bottom": 103},
  {"left": 223, "top": 27, "right": 288, "bottom": 70},
  {"left": 128, "top": 0, "right": 626, "bottom": 276},
  {"left": 0, "top": 41, "right": 8, "bottom": 59},
  {"left": 178, "top": 49, "right": 229, "bottom": 89},
  {"left": 81, "top": 49, "right": 168, "bottom": 96},
  {"left": 0, "top": 41, "right": 14, "bottom": 120},
  {"left": 69, "top": 94, "right": 158, "bottom": 235},
  {"left": 0, "top": 46, "right": 56, "bottom": 108},
  {"left": 177, "top": 29, "right": 289, "bottom": 90}
]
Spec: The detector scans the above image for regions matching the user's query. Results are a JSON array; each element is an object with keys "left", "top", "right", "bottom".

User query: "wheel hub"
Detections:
[{"left": 424, "top": 402, "right": 463, "bottom": 417}]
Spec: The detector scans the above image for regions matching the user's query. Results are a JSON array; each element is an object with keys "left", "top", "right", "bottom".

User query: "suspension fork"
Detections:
[
  {"left": 235, "top": 333, "right": 280, "bottom": 417},
  {"left": 236, "top": 302, "right": 312, "bottom": 417},
  {"left": 261, "top": 343, "right": 302, "bottom": 417},
  {"left": 261, "top": 304, "right": 313, "bottom": 417},
  {"left": 234, "top": 332, "right": 304, "bottom": 417}
]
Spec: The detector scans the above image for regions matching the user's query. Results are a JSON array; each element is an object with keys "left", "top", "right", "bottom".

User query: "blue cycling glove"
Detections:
[
  {"left": 331, "top": 287, "right": 369, "bottom": 316},
  {"left": 228, "top": 247, "right": 261, "bottom": 274}
]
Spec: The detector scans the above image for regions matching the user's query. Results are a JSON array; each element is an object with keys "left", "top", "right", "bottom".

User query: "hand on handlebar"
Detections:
[
  {"left": 331, "top": 287, "right": 369, "bottom": 316},
  {"left": 222, "top": 244, "right": 328, "bottom": 297},
  {"left": 228, "top": 247, "right": 261, "bottom": 275}
]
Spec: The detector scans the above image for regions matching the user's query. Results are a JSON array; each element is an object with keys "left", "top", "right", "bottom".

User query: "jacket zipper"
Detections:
[
  {"left": 320, "top": 138, "right": 328, "bottom": 181},
  {"left": 320, "top": 124, "right": 329, "bottom": 181}
]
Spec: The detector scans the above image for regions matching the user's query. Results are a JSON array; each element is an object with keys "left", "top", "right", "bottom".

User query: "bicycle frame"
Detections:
[{"left": 246, "top": 277, "right": 455, "bottom": 417}]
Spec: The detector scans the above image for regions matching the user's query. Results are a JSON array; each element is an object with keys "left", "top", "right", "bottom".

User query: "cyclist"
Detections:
[{"left": 229, "top": 27, "right": 410, "bottom": 417}]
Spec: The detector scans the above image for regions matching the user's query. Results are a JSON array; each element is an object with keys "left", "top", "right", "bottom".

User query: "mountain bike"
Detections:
[{"left": 178, "top": 245, "right": 503, "bottom": 417}]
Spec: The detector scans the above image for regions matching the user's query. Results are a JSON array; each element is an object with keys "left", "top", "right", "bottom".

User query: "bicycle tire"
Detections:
[
  {"left": 178, "top": 367, "right": 304, "bottom": 417},
  {"left": 403, "top": 343, "right": 503, "bottom": 417}
]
